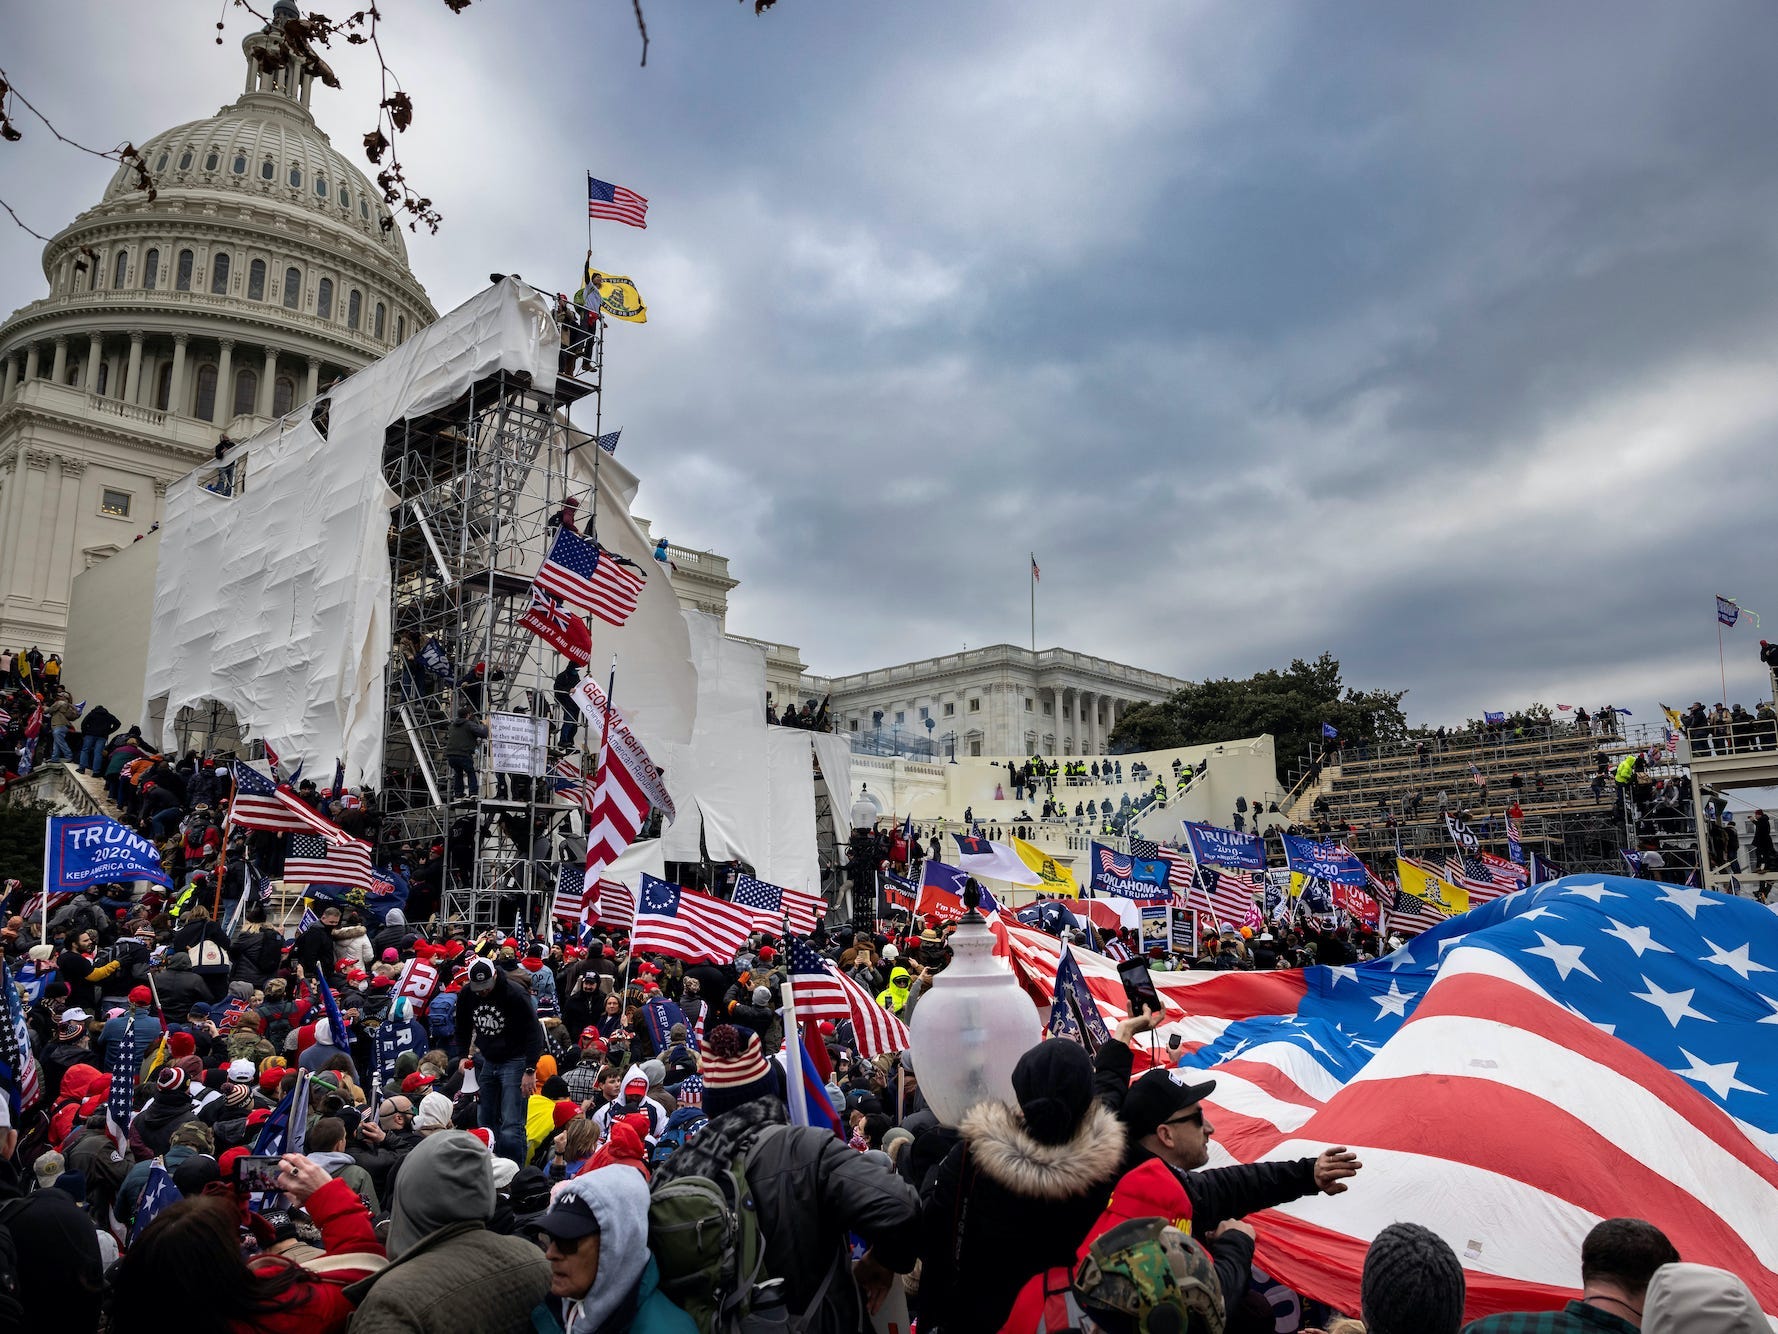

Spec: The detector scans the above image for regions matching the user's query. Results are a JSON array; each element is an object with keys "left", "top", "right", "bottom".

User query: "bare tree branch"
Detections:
[{"left": 633, "top": 0, "right": 650, "bottom": 67}]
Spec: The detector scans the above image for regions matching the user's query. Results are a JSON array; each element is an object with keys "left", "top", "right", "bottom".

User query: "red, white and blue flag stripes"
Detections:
[
  {"left": 784, "top": 1016, "right": 844, "bottom": 1138},
  {"left": 230, "top": 762, "right": 344, "bottom": 839},
  {"left": 0, "top": 957, "right": 42, "bottom": 1113},
  {"left": 588, "top": 174, "right": 649, "bottom": 228},
  {"left": 631, "top": 875, "right": 753, "bottom": 964},
  {"left": 731, "top": 874, "right": 826, "bottom": 936},
  {"left": 1142, "top": 840, "right": 1258, "bottom": 932},
  {"left": 533, "top": 527, "right": 647, "bottom": 628},
  {"left": 787, "top": 939, "right": 910, "bottom": 1060},
  {"left": 991, "top": 876, "right": 1778, "bottom": 1325},
  {"left": 283, "top": 832, "right": 376, "bottom": 892}
]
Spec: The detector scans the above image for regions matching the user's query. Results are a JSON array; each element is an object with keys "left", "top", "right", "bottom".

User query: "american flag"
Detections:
[
  {"left": 230, "top": 762, "right": 342, "bottom": 838},
  {"left": 550, "top": 862, "right": 634, "bottom": 930},
  {"left": 1130, "top": 837, "right": 1190, "bottom": 888},
  {"left": 106, "top": 1023, "right": 137, "bottom": 1150},
  {"left": 1445, "top": 854, "right": 1517, "bottom": 909},
  {"left": 787, "top": 939, "right": 910, "bottom": 1060},
  {"left": 0, "top": 958, "right": 41, "bottom": 1113},
  {"left": 130, "top": 1163, "right": 181, "bottom": 1245},
  {"left": 1387, "top": 865, "right": 1448, "bottom": 932},
  {"left": 574, "top": 676, "right": 669, "bottom": 916},
  {"left": 631, "top": 875, "right": 753, "bottom": 964},
  {"left": 551, "top": 757, "right": 587, "bottom": 805},
  {"left": 1141, "top": 838, "right": 1256, "bottom": 931},
  {"left": 588, "top": 174, "right": 648, "bottom": 228},
  {"left": 533, "top": 527, "right": 646, "bottom": 627},
  {"left": 731, "top": 875, "right": 826, "bottom": 936},
  {"left": 596, "top": 429, "right": 622, "bottom": 455},
  {"left": 989, "top": 884, "right": 1778, "bottom": 1322},
  {"left": 283, "top": 832, "right": 375, "bottom": 892}
]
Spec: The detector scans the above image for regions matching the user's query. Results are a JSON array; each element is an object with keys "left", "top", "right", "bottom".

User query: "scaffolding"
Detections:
[{"left": 378, "top": 306, "right": 604, "bottom": 933}]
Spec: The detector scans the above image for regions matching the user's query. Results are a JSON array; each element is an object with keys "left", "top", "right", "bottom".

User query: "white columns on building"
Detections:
[
  {"left": 216, "top": 339, "right": 234, "bottom": 418},
  {"left": 41, "top": 456, "right": 86, "bottom": 606},
  {"left": 84, "top": 334, "right": 103, "bottom": 392},
  {"left": 124, "top": 331, "right": 144, "bottom": 405},
  {"left": 258, "top": 346, "right": 279, "bottom": 416},
  {"left": 23, "top": 343, "right": 40, "bottom": 383},
  {"left": 169, "top": 334, "right": 190, "bottom": 418},
  {"left": 50, "top": 337, "right": 68, "bottom": 385},
  {"left": 11, "top": 450, "right": 53, "bottom": 608},
  {"left": 305, "top": 356, "right": 320, "bottom": 405},
  {"left": 1, "top": 357, "right": 15, "bottom": 401}
]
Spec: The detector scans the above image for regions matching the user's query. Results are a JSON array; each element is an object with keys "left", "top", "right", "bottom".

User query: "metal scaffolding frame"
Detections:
[{"left": 377, "top": 316, "right": 603, "bottom": 934}]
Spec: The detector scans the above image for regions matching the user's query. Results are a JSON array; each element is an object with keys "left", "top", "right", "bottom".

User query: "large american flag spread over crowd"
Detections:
[{"left": 991, "top": 874, "right": 1778, "bottom": 1324}]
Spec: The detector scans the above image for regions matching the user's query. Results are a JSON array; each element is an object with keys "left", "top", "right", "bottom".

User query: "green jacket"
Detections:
[{"left": 345, "top": 1220, "right": 550, "bottom": 1334}]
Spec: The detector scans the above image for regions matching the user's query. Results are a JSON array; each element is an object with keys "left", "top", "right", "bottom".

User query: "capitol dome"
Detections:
[{"left": 0, "top": 5, "right": 438, "bottom": 652}]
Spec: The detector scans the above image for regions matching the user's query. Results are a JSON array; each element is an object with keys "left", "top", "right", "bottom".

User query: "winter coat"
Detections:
[
  {"left": 130, "top": 1089, "right": 205, "bottom": 1158},
  {"left": 344, "top": 1218, "right": 548, "bottom": 1334},
  {"left": 230, "top": 925, "right": 285, "bottom": 987},
  {"left": 917, "top": 1098, "right": 1127, "bottom": 1334},
  {"left": 67, "top": 1121, "right": 131, "bottom": 1218},
  {"left": 230, "top": 1177, "right": 387, "bottom": 1334},
  {"left": 333, "top": 925, "right": 374, "bottom": 971},
  {"left": 652, "top": 1097, "right": 920, "bottom": 1334},
  {"left": 532, "top": 1256, "right": 692, "bottom": 1334},
  {"left": 153, "top": 965, "right": 213, "bottom": 1024},
  {"left": 78, "top": 706, "right": 118, "bottom": 739},
  {"left": 454, "top": 971, "right": 545, "bottom": 1065}
]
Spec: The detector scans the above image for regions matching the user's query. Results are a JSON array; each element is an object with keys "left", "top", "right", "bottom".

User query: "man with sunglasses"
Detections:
[
  {"left": 528, "top": 1163, "right": 695, "bottom": 1333},
  {"left": 352, "top": 1093, "right": 424, "bottom": 1201}
]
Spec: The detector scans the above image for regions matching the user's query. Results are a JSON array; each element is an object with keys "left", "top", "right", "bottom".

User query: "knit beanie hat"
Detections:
[
  {"left": 1361, "top": 1223, "right": 1466, "bottom": 1334},
  {"left": 1010, "top": 1037, "right": 1096, "bottom": 1146},
  {"left": 700, "top": 1024, "right": 781, "bottom": 1118}
]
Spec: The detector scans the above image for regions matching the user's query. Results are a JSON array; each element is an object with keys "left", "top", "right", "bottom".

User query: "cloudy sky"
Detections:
[{"left": 5, "top": 1, "right": 1777, "bottom": 731}]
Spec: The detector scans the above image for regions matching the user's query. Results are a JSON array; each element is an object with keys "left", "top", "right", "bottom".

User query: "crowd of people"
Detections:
[{"left": 0, "top": 879, "right": 1768, "bottom": 1334}]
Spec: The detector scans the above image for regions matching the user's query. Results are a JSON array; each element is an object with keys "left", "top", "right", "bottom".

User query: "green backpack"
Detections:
[{"left": 648, "top": 1126, "right": 781, "bottom": 1334}]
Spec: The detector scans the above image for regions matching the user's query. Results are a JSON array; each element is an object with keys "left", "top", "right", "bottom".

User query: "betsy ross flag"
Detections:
[
  {"left": 787, "top": 939, "right": 909, "bottom": 1060},
  {"left": 632, "top": 875, "right": 754, "bottom": 963},
  {"left": 284, "top": 832, "right": 375, "bottom": 892},
  {"left": 588, "top": 174, "right": 648, "bottom": 228},
  {"left": 731, "top": 875, "right": 826, "bottom": 936},
  {"left": 989, "top": 880, "right": 1778, "bottom": 1319},
  {"left": 518, "top": 586, "right": 593, "bottom": 665},
  {"left": 534, "top": 527, "right": 647, "bottom": 627},
  {"left": 230, "top": 762, "right": 342, "bottom": 839}
]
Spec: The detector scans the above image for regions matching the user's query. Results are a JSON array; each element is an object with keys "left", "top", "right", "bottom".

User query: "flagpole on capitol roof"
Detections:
[{"left": 1029, "top": 553, "right": 1038, "bottom": 652}]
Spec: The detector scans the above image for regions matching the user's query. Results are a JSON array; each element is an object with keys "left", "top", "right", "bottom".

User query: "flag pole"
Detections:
[
  {"left": 40, "top": 814, "right": 52, "bottom": 941},
  {"left": 1718, "top": 615, "right": 1729, "bottom": 712},
  {"left": 1029, "top": 553, "right": 1036, "bottom": 653}
]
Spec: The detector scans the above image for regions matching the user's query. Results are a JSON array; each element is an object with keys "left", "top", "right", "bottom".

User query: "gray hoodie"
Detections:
[
  {"left": 1644, "top": 1263, "right": 1766, "bottom": 1333},
  {"left": 552, "top": 1166, "right": 651, "bottom": 1334},
  {"left": 386, "top": 1130, "right": 495, "bottom": 1260}
]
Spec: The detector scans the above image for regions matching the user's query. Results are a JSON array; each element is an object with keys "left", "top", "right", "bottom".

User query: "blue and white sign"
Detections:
[
  {"left": 1089, "top": 842, "right": 1170, "bottom": 900},
  {"left": 46, "top": 815, "right": 172, "bottom": 890},
  {"left": 1182, "top": 820, "right": 1266, "bottom": 871},
  {"left": 1279, "top": 835, "right": 1368, "bottom": 888}
]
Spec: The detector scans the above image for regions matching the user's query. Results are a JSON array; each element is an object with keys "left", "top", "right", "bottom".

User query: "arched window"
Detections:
[
  {"left": 194, "top": 364, "right": 218, "bottom": 421},
  {"left": 205, "top": 150, "right": 220, "bottom": 172},
  {"left": 260, "top": 158, "right": 275, "bottom": 181},
  {"left": 338, "top": 186, "right": 349, "bottom": 209},
  {"left": 396, "top": 315, "right": 406, "bottom": 343},
  {"left": 288, "top": 163, "right": 302, "bottom": 189},
  {"left": 232, "top": 152, "right": 247, "bottom": 175},
  {"left": 154, "top": 363, "right": 173, "bottom": 411},
  {"left": 177, "top": 149, "right": 193, "bottom": 170},
  {"left": 316, "top": 277, "right": 333, "bottom": 320},
  {"left": 247, "top": 259, "right": 266, "bottom": 301},
  {"left": 175, "top": 249, "right": 194, "bottom": 291},
  {"left": 113, "top": 251, "right": 128, "bottom": 288},
  {"left": 273, "top": 375, "right": 295, "bottom": 417},
  {"left": 282, "top": 267, "right": 300, "bottom": 309},
  {"left": 346, "top": 289, "right": 362, "bottom": 330},
  {"left": 233, "top": 368, "right": 258, "bottom": 418},
  {"left": 359, "top": 198, "right": 369, "bottom": 220},
  {"left": 142, "top": 248, "right": 160, "bottom": 290},
  {"left": 315, "top": 175, "right": 328, "bottom": 198},
  {"left": 155, "top": 150, "right": 170, "bottom": 172},
  {"left": 374, "top": 302, "right": 387, "bottom": 340},
  {"left": 95, "top": 362, "right": 109, "bottom": 397},
  {"left": 211, "top": 252, "right": 231, "bottom": 295}
]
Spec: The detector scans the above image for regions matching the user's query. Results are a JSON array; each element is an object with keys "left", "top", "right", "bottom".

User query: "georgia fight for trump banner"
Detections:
[
  {"left": 46, "top": 815, "right": 173, "bottom": 890},
  {"left": 1182, "top": 820, "right": 1266, "bottom": 871}
]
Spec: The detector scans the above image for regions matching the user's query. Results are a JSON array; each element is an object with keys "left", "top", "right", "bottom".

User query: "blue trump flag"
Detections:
[
  {"left": 1279, "top": 835, "right": 1369, "bottom": 887},
  {"left": 1089, "top": 841, "right": 1170, "bottom": 900},
  {"left": 46, "top": 815, "right": 172, "bottom": 891},
  {"left": 1484, "top": 710, "right": 1507, "bottom": 725},
  {"left": 1182, "top": 820, "right": 1266, "bottom": 872},
  {"left": 1321, "top": 722, "right": 1339, "bottom": 740}
]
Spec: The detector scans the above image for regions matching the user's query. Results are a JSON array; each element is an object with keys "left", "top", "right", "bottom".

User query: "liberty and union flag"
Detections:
[{"left": 518, "top": 586, "right": 592, "bottom": 665}]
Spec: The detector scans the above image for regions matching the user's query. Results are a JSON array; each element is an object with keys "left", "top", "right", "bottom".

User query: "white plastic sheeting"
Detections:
[
  {"left": 809, "top": 733, "right": 854, "bottom": 837},
  {"left": 759, "top": 729, "right": 820, "bottom": 893},
  {"left": 662, "top": 612, "right": 770, "bottom": 866},
  {"left": 145, "top": 279, "right": 559, "bottom": 782}
]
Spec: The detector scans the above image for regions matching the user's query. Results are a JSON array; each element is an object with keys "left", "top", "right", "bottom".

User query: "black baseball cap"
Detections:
[
  {"left": 533, "top": 1192, "right": 601, "bottom": 1242},
  {"left": 1120, "top": 1069, "right": 1216, "bottom": 1140}
]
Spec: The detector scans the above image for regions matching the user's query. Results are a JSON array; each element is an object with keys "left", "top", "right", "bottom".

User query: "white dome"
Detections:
[{"left": 104, "top": 91, "right": 412, "bottom": 270}]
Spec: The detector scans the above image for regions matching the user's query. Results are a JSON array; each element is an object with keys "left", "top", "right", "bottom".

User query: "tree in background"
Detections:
[{"left": 1106, "top": 653, "right": 1408, "bottom": 776}]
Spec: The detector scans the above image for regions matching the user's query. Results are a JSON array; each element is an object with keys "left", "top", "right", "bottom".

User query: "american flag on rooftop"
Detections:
[
  {"left": 588, "top": 175, "right": 648, "bottom": 228},
  {"left": 596, "top": 429, "right": 622, "bottom": 455}
]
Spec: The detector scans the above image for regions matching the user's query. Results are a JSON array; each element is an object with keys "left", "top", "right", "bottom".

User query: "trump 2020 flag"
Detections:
[{"left": 46, "top": 815, "right": 173, "bottom": 891}]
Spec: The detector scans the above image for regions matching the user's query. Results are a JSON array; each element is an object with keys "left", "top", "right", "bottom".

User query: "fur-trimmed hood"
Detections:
[
  {"left": 331, "top": 925, "right": 368, "bottom": 942},
  {"left": 962, "top": 1098, "right": 1125, "bottom": 1201}
]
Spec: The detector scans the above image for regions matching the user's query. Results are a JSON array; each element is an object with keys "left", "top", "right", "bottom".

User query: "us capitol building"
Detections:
[
  {"left": 0, "top": 2, "right": 436, "bottom": 654},
  {"left": 1, "top": 4, "right": 1183, "bottom": 762}
]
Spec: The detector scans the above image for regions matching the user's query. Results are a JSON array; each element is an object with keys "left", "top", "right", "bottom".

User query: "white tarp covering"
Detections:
[
  {"left": 809, "top": 732, "right": 854, "bottom": 836},
  {"left": 145, "top": 279, "right": 558, "bottom": 782},
  {"left": 670, "top": 613, "right": 770, "bottom": 866},
  {"left": 759, "top": 729, "right": 819, "bottom": 893}
]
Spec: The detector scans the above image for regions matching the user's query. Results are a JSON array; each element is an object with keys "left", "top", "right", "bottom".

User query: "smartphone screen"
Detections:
[
  {"left": 1116, "top": 957, "right": 1164, "bottom": 1017},
  {"left": 235, "top": 1155, "right": 284, "bottom": 1192}
]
